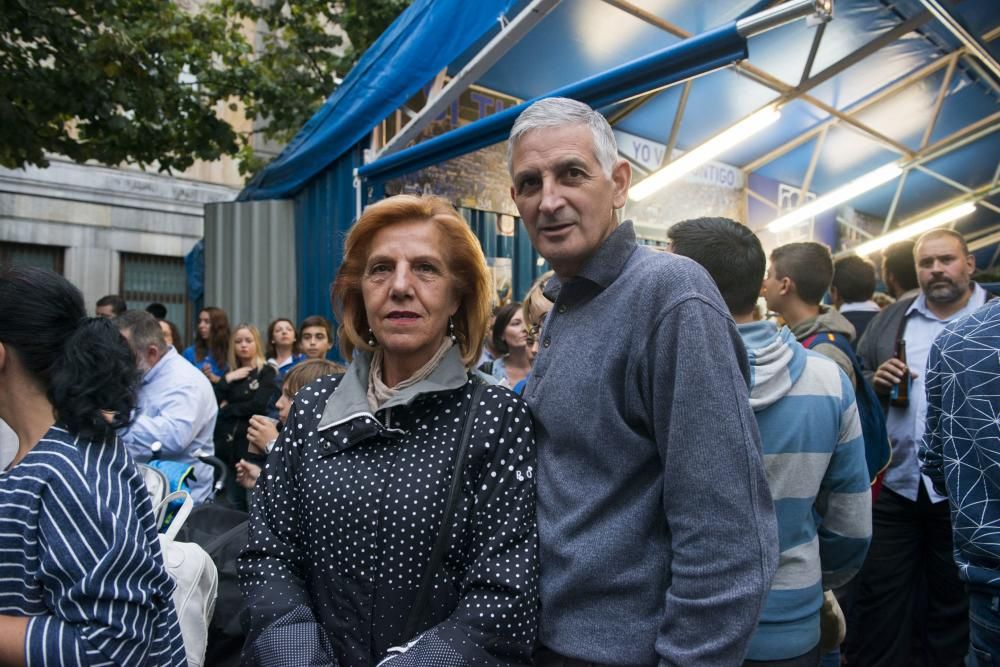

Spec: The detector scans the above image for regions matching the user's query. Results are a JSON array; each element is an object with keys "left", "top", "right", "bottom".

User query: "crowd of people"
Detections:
[{"left": 0, "top": 96, "right": 997, "bottom": 666}]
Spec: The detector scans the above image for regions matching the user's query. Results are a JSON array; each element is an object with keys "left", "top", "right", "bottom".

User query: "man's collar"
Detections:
[
  {"left": 542, "top": 220, "right": 637, "bottom": 300},
  {"left": 907, "top": 282, "right": 987, "bottom": 320},
  {"left": 144, "top": 346, "right": 177, "bottom": 385},
  {"left": 839, "top": 300, "right": 881, "bottom": 314}
]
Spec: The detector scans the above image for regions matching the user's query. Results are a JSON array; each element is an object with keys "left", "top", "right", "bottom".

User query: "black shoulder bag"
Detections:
[{"left": 402, "top": 380, "right": 486, "bottom": 640}]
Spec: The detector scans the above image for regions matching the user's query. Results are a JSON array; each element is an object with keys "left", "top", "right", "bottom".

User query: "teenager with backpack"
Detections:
[{"left": 763, "top": 242, "right": 890, "bottom": 489}]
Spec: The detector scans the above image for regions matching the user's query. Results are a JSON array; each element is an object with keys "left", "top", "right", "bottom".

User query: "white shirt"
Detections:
[{"left": 883, "top": 284, "right": 990, "bottom": 502}]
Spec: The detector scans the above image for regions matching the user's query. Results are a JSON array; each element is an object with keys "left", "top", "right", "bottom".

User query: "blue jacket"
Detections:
[
  {"left": 182, "top": 345, "right": 227, "bottom": 377},
  {"left": 739, "top": 321, "right": 872, "bottom": 661},
  {"left": 921, "top": 297, "right": 1000, "bottom": 590}
]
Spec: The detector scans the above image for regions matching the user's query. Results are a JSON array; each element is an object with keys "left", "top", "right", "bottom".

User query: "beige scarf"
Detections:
[{"left": 367, "top": 338, "right": 454, "bottom": 412}]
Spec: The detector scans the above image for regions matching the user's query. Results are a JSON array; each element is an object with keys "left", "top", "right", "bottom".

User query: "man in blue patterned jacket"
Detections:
[{"left": 921, "top": 297, "right": 1000, "bottom": 666}]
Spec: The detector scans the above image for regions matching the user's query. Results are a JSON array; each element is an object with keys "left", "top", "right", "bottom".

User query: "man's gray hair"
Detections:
[
  {"left": 114, "top": 310, "right": 167, "bottom": 354},
  {"left": 507, "top": 97, "right": 619, "bottom": 177}
]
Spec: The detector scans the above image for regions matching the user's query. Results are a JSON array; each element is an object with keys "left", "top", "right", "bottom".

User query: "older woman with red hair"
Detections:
[{"left": 239, "top": 195, "right": 538, "bottom": 666}]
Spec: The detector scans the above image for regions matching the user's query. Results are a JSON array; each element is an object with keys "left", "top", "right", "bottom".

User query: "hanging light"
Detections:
[
  {"left": 766, "top": 162, "right": 903, "bottom": 232},
  {"left": 629, "top": 106, "right": 782, "bottom": 202},
  {"left": 851, "top": 202, "right": 978, "bottom": 256}
]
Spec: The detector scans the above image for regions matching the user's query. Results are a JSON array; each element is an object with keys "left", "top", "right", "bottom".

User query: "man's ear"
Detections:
[
  {"left": 0, "top": 342, "right": 6, "bottom": 374},
  {"left": 145, "top": 344, "right": 161, "bottom": 369},
  {"left": 758, "top": 279, "right": 767, "bottom": 297},
  {"left": 611, "top": 160, "right": 632, "bottom": 210}
]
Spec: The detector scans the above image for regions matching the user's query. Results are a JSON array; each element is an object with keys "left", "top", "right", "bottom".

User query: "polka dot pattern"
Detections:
[{"left": 238, "top": 375, "right": 539, "bottom": 665}]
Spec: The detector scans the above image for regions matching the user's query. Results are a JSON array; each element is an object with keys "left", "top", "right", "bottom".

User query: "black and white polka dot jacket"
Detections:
[{"left": 239, "top": 348, "right": 539, "bottom": 666}]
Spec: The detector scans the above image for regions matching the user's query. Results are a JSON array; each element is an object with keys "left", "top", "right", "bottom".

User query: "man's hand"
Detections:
[
  {"left": 224, "top": 367, "right": 253, "bottom": 384},
  {"left": 872, "top": 358, "right": 916, "bottom": 396},
  {"left": 247, "top": 415, "right": 279, "bottom": 454}
]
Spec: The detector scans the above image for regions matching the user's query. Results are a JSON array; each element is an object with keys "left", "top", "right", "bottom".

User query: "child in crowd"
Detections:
[
  {"left": 265, "top": 318, "right": 307, "bottom": 379},
  {"left": 240, "top": 358, "right": 345, "bottom": 489},
  {"left": 298, "top": 315, "right": 335, "bottom": 359}
]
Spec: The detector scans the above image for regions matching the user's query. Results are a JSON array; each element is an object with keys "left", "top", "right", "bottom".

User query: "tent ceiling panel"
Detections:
[
  {"left": 925, "top": 75, "right": 1000, "bottom": 144},
  {"left": 475, "top": 0, "right": 687, "bottom": 100},
  {"left": 612, "top": 67, "right": 779, "bottom": 149},
  {"left": 466, "top": 0, "right": 1000, "bottom": 261}
]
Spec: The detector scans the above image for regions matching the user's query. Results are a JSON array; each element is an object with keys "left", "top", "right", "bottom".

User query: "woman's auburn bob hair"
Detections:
[{"left": 332, "top": 194, "right": 494, "bottom": 369}]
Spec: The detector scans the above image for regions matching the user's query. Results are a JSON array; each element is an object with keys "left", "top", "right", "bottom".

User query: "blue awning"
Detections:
[
  {"left": 358, "top": 22, "right": 748, "bottom": 184},
  {"left": 238, "top": 0, "right": 515, "bottom": 201}
]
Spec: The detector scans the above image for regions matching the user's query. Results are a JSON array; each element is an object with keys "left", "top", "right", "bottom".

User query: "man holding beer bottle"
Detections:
[{"left": 846, "top": 228, "right": 992, "bottom": 666}]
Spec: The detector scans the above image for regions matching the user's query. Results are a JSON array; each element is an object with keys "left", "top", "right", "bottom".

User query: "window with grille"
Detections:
[
  {"left": 119, "top": 253, "right": 189, "bottom": 345},
  {"left": 0, "top": 242, "right": 64, "bottom": 274}
]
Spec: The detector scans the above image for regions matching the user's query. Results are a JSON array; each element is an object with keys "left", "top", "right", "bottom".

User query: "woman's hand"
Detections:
[
  {"left": 235, "top": 460, "right": 261, "bottom": 490},
  {"left": 224, "top": 367, "right": 253, "bottom": 384},
  {"left": 247, "top": 416, "right": 279, "bottom": 453},
  {"left": 202, "top": 364, "right": 221, "bottom": 384}
]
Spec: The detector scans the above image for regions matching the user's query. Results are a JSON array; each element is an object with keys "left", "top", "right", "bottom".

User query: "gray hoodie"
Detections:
[{"left": 790, "top": 305, "right": 858, "bottom": 387}]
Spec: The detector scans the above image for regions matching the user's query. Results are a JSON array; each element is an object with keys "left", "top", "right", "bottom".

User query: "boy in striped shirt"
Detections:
[{"left": 670, "top": 218, "right": 872, "bottom": 665}]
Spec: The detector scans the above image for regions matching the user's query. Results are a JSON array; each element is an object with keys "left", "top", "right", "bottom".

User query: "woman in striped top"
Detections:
[{"left": 0, "top": 266, "right": 186, "bottom": 666}]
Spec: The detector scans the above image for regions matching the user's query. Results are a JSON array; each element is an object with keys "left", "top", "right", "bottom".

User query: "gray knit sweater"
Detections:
[{"left": 524, "top": 222, "right": 778, "bottom": 666}]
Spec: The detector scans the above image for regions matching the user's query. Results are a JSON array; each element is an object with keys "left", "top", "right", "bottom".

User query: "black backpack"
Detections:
[{"left": 802, "top": 331, "right": 891, "bottom": 486}]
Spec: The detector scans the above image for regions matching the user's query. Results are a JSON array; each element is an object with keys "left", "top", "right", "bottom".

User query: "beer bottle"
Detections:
[{"left": 890, "top": 339, "right": 910, "bottom": 408}]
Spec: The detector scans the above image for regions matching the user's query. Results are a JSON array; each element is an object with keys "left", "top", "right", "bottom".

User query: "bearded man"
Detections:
[{"left": 847, "top": 228, "right": 993, "bottom": 665}]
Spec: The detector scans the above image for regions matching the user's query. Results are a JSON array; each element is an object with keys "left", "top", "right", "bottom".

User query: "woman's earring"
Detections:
[
  {"left": 448, "top": 317, "right": 457, "bottom": 343},
  {"left": 367, "top": 328, "right": 377, "bottom": 347}
]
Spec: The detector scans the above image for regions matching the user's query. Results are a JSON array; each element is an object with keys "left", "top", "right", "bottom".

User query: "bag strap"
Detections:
[
  {"left": 155, "top": 490, "right": 194, "bottom": 542},
  {"left": 402, "top": 380, "right": 486, "bottom": 640}
]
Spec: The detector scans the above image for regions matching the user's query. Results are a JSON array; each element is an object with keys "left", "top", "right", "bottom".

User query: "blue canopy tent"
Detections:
[{"left": 239, "top": 0, "right": 1000, "bottom": 319}]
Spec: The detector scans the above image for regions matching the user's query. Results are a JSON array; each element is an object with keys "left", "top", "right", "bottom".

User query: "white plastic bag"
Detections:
[{"left": 156, "top": 491, "right": 219, "bottom": 667}]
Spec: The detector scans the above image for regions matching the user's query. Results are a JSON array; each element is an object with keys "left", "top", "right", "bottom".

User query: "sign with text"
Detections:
[{"left": 614, "top": 129, "right": 744, "bottom": 190}]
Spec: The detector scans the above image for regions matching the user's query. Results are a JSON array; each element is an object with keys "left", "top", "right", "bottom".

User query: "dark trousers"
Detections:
[
  {"left": 744, "top": 643, "right": 821, "bottom": 667},
  {"left": 969, "top": 590, "right": 1000, "bottom": 666},
  {"left": 844, "top": 486, "right": 968, "bottom": 666}
]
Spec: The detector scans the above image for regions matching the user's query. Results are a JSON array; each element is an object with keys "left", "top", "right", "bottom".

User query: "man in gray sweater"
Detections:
[{"left": 508, "top": 97, "right": 778, "bottom": 666}]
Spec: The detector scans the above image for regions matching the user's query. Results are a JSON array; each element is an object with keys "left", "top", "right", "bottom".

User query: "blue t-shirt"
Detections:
[{"left": 182, "top": 345, "right": 228, "bottom": 377}]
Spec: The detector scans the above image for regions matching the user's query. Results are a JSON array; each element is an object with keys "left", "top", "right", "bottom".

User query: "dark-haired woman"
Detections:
[
  {"left": 265, "top": 318, "right": 306, "bottom": 380},
  {"left": 480, "top": 302, "right": 531, "bottom": 389},
  {"left": 0, "top": 266, "right": 185, "bottom": 666},
  {"left": 159, "top": 318, "right": 183, "bottom": 354},
  {"left": 183, "top": 306, "right": 230, "bottom": 383}
]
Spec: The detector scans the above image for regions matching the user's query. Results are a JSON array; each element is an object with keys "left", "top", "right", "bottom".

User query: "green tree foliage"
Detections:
[
  {"left": 214, "top": 0, "right": 410, "bottom": 151},
  {"left": 0, "top": 0, "right": 411, "bottom": 174}
]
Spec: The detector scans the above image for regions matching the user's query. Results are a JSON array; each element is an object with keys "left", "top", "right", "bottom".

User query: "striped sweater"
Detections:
[
  {"left": 0, "top": 425, "right": 186, "bottom": 666},
  {"left": 739, "top": 321, "right": 872, "bottom": 661}
]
